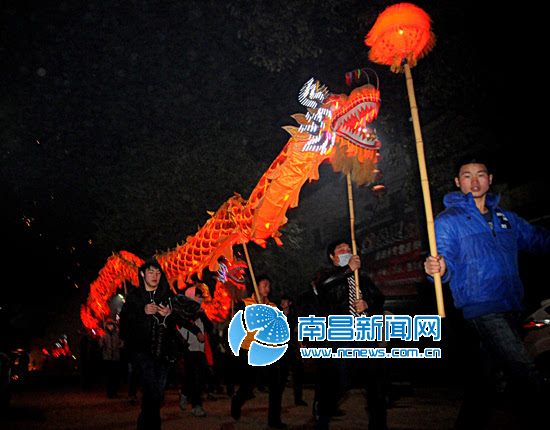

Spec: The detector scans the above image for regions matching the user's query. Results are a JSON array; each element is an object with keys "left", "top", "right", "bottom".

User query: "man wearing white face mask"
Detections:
[
  {"left": 317, "top": 240, "right": 385, "bottom": 317},
  {"left": 311, "top": 239, "right": 387, "bottom": 430}
]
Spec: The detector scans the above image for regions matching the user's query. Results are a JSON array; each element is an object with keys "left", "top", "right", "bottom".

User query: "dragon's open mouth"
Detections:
[
  {"left": 217, "top": 258, "right": 247, "bottom": 287},
  {"left": 331, "top": 86, "right": 381, "bottom": 150},
  {"left": 228, "top": 265, "right": 246, "bottom": 286}
]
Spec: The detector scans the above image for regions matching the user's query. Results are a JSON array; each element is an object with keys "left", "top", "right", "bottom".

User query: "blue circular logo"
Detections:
[{"left": 228, "top": 304, "right": 290, "bottom": 366}]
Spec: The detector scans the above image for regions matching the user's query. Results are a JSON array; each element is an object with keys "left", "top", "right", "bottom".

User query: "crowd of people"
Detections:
[
  {"left": 90, "top": 244, "right": 388, "bottom": 430},
  {"left": 80, "top": 155, "right": 549, "bottom": 430},
  {"left": 87, "top": 261, "right": 311, "bottom": 430}
]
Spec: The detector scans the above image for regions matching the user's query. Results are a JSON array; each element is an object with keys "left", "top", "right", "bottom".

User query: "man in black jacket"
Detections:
[
  {"left": 119, "top": 259, "right": 199, "bottom": 430},
  {"left": 312, "top": 240, "right": 387, "bottom": 430}
]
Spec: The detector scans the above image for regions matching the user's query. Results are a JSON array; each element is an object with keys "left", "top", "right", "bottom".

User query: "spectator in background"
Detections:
[
  {"left": 99, "top": 318, "right": 122, "bottom": 398},
  {"left": 280, "top": 294, "right": 307, "bottom": 407},
  {"left": 178, "top": 286, "right": 213, "bottom": 417}
]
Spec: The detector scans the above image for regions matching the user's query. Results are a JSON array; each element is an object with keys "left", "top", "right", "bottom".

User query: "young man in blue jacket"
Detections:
[{"left": 424, "top": 158, "right": 550, "bottom": 428}]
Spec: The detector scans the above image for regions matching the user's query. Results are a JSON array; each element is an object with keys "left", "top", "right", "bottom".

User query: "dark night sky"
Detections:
[{"left": 1, "top": 1, "right": 548, "bottom": 350}]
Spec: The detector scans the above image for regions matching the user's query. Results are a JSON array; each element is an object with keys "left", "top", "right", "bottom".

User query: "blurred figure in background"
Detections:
[{"left": 99, "top": 318, "right": 122, "bottom": 398}]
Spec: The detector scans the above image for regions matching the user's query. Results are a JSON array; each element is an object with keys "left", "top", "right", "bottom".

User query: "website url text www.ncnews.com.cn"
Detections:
[{"left": 300, "top": 347, "right": 442, "bottom": 359}]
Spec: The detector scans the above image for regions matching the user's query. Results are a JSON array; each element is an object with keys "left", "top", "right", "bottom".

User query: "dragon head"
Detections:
[
  {"left": 327, "top": 85, "right": 380, "bottom": 151},
  {"left": 288, "top": 78, "right": 382, "bottom": 185},
  {"left": 196, "top": 256, "right": 247, "bottom": 323},
  {"left": 215, "top": 256, "right": 247, "bottom": 288}
]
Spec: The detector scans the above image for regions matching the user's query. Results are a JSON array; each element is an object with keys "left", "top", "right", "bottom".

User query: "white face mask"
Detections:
[{"left": 336, "top": 253, "right": 353, "bottom": 267}]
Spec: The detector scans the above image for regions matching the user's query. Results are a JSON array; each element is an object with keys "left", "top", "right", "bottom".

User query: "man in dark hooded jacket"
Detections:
[{"left": 120, "top": 259, "right": 199, "bottom": 430}]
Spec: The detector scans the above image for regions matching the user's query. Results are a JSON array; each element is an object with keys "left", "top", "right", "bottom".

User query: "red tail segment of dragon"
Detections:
[{"left": 81, "top": 79, "right": 382, "bottom": 329}]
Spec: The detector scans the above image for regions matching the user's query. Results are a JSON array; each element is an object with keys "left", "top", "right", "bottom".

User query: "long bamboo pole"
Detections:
[
  {"left": 404, "top": 61, "right": 445, "bottom": 318},
  {"left": 242, "top": 242, "right": 261, "bottom": 304},
  {"left": 346, "top": 172, "right": 360, "bottom": 299}
]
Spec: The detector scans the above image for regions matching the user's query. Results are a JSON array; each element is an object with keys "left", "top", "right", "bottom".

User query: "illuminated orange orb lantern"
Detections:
[
  {"left": 365, "top": 3, "right": 445, "bottom": 318},
  {"left": 365, "top": 3, "right": 435, "bottom": 73}
]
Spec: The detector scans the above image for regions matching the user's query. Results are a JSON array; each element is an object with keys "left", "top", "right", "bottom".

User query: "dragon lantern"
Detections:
[{"left": 81, "top": 77, "right": 382, "bottom": 328}]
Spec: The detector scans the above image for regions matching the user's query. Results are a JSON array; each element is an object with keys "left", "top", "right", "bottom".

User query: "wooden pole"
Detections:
[
  {"left": 404, "top": 61, "right": 445, "bottom": 318},
  {"left": 231, "top": 283, "right": 235, "bottom": 316},
  {"left": 346, "top": 172, "right": 360, "bottom": 298},
  {"left": 242, "top": 242, "right": 261, "bottom": 304}
]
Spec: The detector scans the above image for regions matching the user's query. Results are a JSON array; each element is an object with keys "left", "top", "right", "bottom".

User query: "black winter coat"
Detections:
[
  {"left": 315, "top": 264, "right": 385, "bottom": 317},
  {"left": 120, "top": 283, "right": 198, "bottom": 362}
]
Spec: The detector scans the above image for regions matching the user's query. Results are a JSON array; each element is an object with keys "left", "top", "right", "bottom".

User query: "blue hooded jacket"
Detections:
[{"left": 433, "top": 192, "right": 550, "bottom": 319}]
